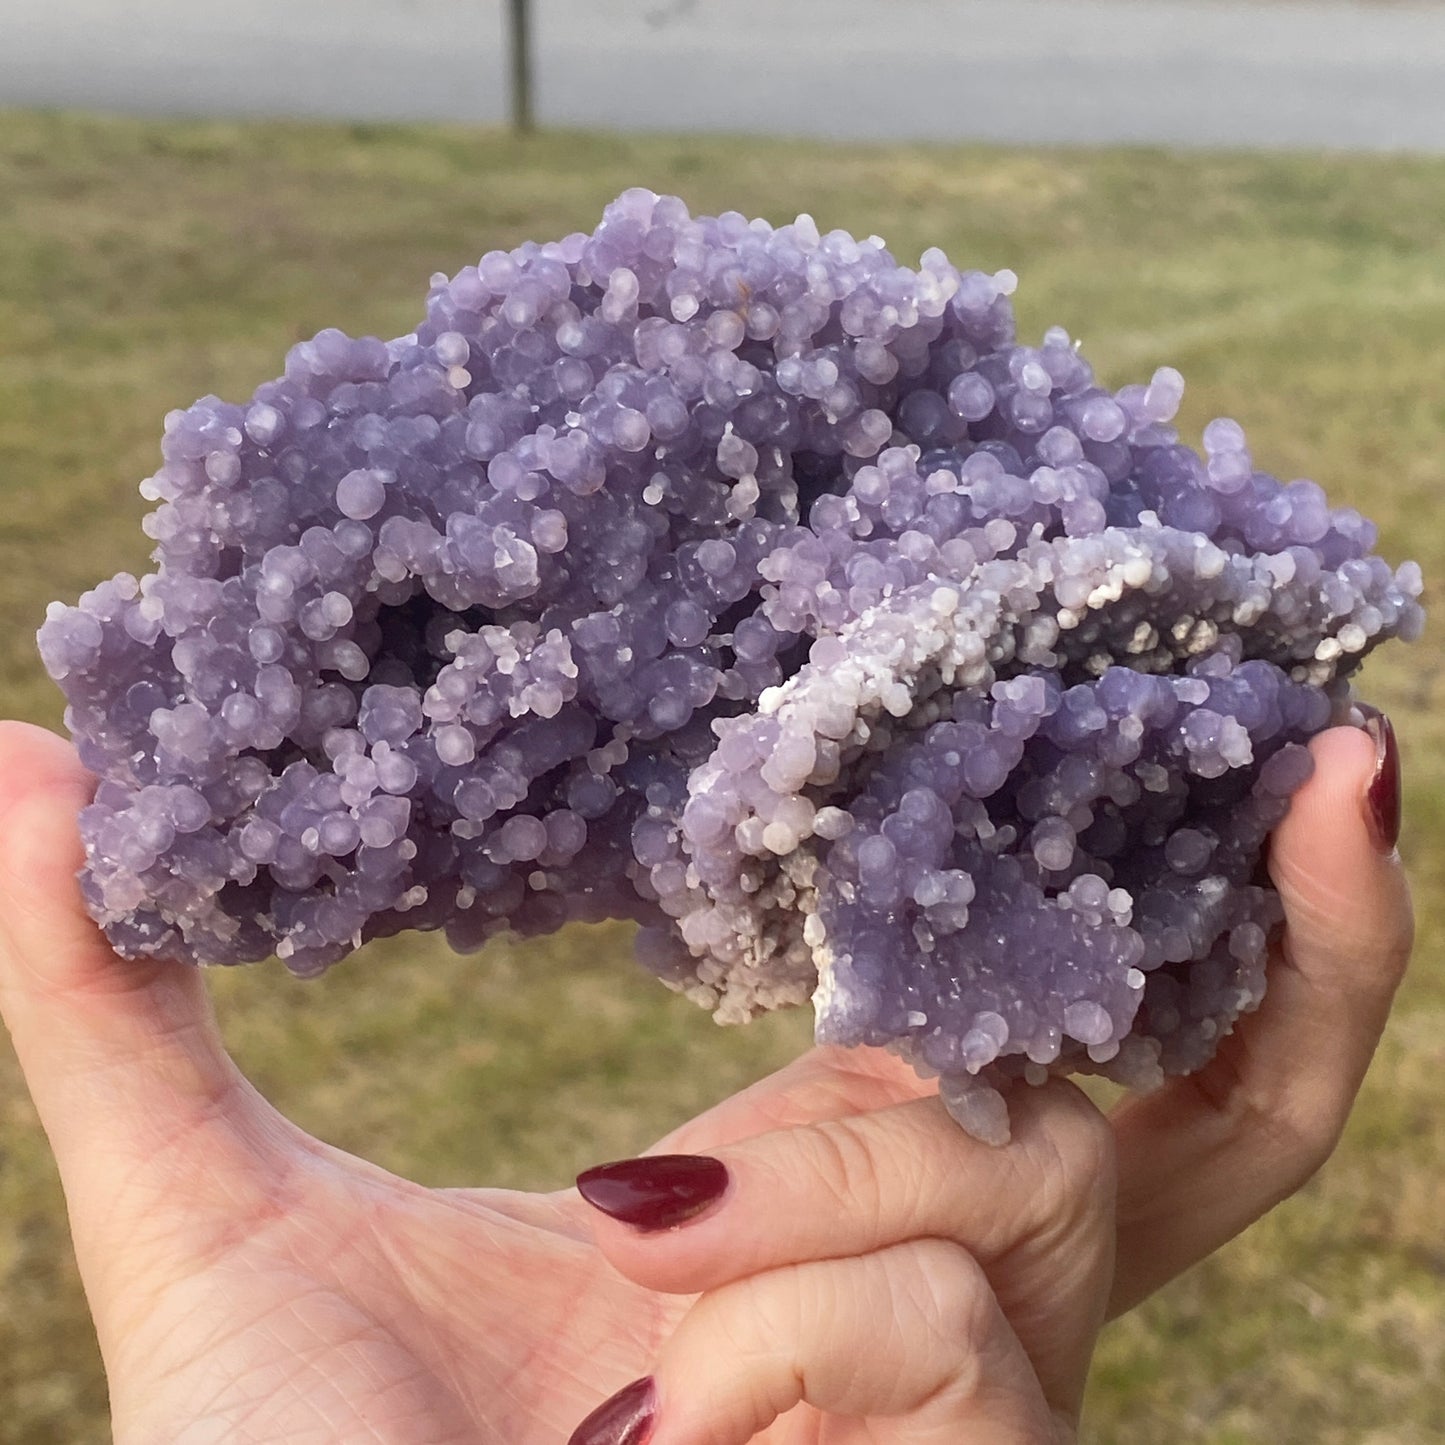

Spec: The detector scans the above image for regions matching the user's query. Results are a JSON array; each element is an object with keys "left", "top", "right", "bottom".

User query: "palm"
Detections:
[
  {"left": 95, "top": 1038, "right": 925, "bottom": 1445},
  {"left": 88, "top": 1080, "right": 650, "bottom": 1439}
]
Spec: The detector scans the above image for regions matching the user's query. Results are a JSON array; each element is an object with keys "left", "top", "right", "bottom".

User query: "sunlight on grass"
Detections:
[{"left": 0, "top": 111, "right": 1440, "bottom": 1444}]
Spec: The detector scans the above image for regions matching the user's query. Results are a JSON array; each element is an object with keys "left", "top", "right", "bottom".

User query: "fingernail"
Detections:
[
  {"left": 576, "top": 1153, "right": 729, "bottom": 1231},
  {"left": 567, "top": 1375, "right": 656, "bottom": 1445},
  {"left": 1358, "top": 703, "right": 1401, "bottom": 853}
]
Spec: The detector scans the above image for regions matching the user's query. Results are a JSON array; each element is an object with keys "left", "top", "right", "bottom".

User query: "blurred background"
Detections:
[{"left": 1, "top": 2, "right": 1442, "bottom": 1441}]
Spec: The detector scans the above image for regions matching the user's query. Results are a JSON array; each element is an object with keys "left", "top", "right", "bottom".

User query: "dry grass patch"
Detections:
[{"left": 0, "top": 110, "right": 1441, "bottom": 1444}]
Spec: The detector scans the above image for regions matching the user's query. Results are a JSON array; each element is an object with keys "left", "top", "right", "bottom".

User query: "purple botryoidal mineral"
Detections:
[{"left": 39, "top": 190, "right": 1422, "bottom": 1140}]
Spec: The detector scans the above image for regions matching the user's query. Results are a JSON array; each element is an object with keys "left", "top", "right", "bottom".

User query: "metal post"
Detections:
[{"left": 508, "top": 0, "right": 535, "bottom": 133}]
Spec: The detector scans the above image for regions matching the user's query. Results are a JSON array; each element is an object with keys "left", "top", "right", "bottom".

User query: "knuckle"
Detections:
[
  {"left": 1056, "top": 1091, "right": 1117, "bottom": 1183},
  {"left": 1279, "top": 864, "right": 1415, "bottom": 1000},
  {"left": 1184, "top": 1052, "right": 1342, "bottom": 1189},
  {"left": 904, "top": 1239, "right": 995, "bottom": 1385},
  {"left": 1023, "top": 1086, "right": 1118, "bottom": 1230},
  {"left": 918, "top": 1237, "right": 991, "bottom": 1326},
  {"left": 723, "top": 1270, "right": 788, "bottom": 1353},
  {"left": 1249, "top": 1084, "right": 1345, "bottom": 1183},
  {"left": 797, "top": 1117, "right": 891, "bottom": 1231}
]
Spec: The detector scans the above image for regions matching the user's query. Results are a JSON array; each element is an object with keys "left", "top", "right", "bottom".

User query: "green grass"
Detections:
[{"left": 1, "top": 110, "right": 1442, "bottom": 1444}]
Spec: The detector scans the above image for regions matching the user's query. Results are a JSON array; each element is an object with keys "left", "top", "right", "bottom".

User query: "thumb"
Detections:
[{"left": 0, "top": 722, "right": 281, "bottom": 1252}]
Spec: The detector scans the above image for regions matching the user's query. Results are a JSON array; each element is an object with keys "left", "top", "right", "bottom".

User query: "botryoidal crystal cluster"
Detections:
[{"left": 40, "top": 190, "right": 1422, "bottom": 1140}]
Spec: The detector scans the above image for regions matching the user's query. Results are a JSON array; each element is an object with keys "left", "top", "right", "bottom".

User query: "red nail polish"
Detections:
[
  {"left": 576, "top": 1153, "right": 729, "bottom": 1231},
  {"left": 1359, "top": 704, "right": 1401, "bottom": 853},
  {"left": 567, "top": 1376, "right": 656, "bottom": 1445}
]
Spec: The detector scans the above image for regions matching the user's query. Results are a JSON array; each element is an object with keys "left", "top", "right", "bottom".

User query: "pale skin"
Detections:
[{"left": 0, "top": 718, "right": 1412, "bottom": 1444}]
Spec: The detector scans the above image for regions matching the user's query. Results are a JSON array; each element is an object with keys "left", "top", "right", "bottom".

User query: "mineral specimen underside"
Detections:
[{"left": 39, "top": 190, "right": 1422, "bottom": 1140}]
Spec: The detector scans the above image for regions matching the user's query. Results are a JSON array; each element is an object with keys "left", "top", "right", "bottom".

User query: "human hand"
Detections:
[
  {"left": 0, "top": 716, "right": 1410, "bottom": 1443},
  {"left": 561, "top": 715, "right": 1411, "bottom": 1441}
]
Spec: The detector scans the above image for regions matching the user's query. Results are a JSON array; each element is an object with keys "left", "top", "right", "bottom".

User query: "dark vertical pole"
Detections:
[{"left": 508, "top": 0, "right": 535, "bottom": 133}]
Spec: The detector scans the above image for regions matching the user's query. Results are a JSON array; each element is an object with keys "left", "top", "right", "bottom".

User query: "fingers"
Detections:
[
  {"left": 0, "top": 723, "right": 281, "bottom": 1244},
  {"left": 1109, "top": 720, "right": 1414, "bottom": 1314},
  {"left": 579, "top": 1080, "right": 1114, "bottom": 1413},
  {"left": 571, "top": 1242, "right": 1068, "bottom": 1445},
  {"left": 1258, "top": 714, "right": 1413, "bottom": 1112}
]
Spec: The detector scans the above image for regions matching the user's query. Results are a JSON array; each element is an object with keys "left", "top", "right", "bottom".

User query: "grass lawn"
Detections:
[{"left": 1, "top": 110, "right": 1442, "bottom": 1444}]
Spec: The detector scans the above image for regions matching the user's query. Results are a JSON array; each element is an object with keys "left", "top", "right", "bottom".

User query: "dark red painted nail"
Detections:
[
  {"left": 567, "top": 1375, "right": 656, "bottom": 1445},
  {"left": 576, "top": 1153, "right": 729, "bottom": 1231},
  {"left": 1359, "top": 704, "right": 1401, "bottom": 853}
]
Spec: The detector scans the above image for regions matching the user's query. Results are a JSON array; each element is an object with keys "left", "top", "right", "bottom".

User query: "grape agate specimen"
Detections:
[{"left": 39, "top": 191, "right": 1422, "bottom": 1140}]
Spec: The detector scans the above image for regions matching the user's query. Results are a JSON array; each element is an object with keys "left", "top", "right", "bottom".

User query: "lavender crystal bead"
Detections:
[{"left": 38, "top": 190, "right": 1423, "bottom": 1138}]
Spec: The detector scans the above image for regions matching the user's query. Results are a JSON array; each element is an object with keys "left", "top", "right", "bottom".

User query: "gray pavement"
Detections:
[{"left": 3, "top": 0, "right": 1445, "bottom": 150}]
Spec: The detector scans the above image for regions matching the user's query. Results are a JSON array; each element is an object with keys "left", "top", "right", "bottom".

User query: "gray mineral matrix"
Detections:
[{"left": 40, "top": 190, "right": 1422, "bottom": 1140}]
